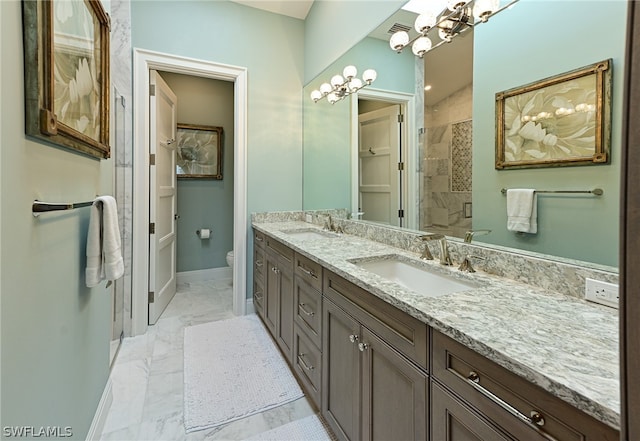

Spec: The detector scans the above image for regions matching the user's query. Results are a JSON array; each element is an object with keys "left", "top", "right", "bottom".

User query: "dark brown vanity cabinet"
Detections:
[
  {"left": 322, "top": 271, "right": 429, "bottom": 441},
  {"left": 264, "top": 236, "right": 294, "bottom": 363},
  {"left": 431, "top": 331, "right": 619, "bottom": 441}
]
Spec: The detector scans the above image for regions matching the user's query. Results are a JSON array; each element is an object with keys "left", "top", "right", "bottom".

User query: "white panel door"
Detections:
[
  {"left": 149, "top": 70, "right": 178, "bottom": 325},
  {"left": 358, "top": 105, "right": 401, "bottom": 226}
]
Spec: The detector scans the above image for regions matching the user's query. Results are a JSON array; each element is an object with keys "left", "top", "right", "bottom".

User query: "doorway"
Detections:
[
  {"left": 352, "top": 89, "right": 417, "bottom": 230},
  {"left": 132, "top": 49, "right": 248, "bottom": 336}
]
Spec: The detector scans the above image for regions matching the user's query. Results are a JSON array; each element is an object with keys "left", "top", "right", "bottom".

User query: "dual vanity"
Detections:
[{"left": 251, "top": 211, "right": 619, "bottom": 441}]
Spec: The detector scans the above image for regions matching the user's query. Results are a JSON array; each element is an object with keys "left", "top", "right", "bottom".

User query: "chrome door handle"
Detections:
[
  {"left": 298, "top": 266, "right": 317, "bottom": 279},
  {"left": 166, "top": 138, "right": 175, "bottom": 145},
  {"left": 174, "top": 214, "right": 180, "bottom": 220},
  {"left": 466, "top": 371, "right": 545, "bottom": 427},
  {"left": 297, "top": 353, "right": 314, "bottom": 371},
  {"left": 349, "top": 334, "right": 359, "bottom": 343},
  {"left": 298, "top": 303, "right": 314, "bottom": 316}
]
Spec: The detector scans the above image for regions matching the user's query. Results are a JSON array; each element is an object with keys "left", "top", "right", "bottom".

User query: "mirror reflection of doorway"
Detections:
[{"left": 358, "top": 102, "right": 404, "bottom": 227}]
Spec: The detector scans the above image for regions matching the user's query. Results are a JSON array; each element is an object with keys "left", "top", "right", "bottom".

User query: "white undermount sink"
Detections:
[
  {"left": 282, "top": 228, "right": 338, "bottom": 240},
  {"left": 352, "top": 256, "right": 481, "bottom": 298}
]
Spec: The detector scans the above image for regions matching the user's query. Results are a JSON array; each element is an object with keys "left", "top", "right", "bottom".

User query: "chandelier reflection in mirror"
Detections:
[
  {"left": 310, "top": 65, "right": 377, "bottom": 104},
  {"left": 390, "top": 0, "right": 519, "bottom": 58}
]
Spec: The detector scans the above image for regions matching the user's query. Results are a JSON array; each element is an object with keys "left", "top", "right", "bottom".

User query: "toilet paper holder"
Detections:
[{"left": 196, "top": 229, "right": 212, "bottom": 239}]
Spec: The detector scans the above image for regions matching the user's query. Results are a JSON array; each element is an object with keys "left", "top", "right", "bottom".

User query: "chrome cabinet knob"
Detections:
[
  {"left": 358, "top": 342, "right": 369, "bottom": 352},
  {"left": 349, "top": 334, "right": 359, "bottom": 343}
]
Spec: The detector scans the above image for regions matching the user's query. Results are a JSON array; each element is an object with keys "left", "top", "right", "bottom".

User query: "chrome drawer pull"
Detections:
[
  {"left": 466, "top": 371, "right": 545, "bottom": 427},
  {"left": 349, "top": 334, "right": 359, "bottom": 343},
  {"left": 255, "top": 259, "right": 263, "bottom": 267},
  {"left": 256, "top": 236, "right": 264, "bottom": 242},
  {"left": 298, "top": 266, "right": 317, "bottom": 279},
  {"left": 298, "top": 303, "right": 315, "bottom": 317},
  {"left": 254, "top": 291, "right": 263, "bottom": 300},
  {"left": 297, "top": 353, "right": 314, "bottom": 371},
  {"left": 358, "top": 342, "right": 369, "bottom": 352}
]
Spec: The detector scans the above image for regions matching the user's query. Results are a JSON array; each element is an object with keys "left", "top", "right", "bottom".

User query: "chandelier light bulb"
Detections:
[
  {"left": 414, "top": 12, "right": 437, "bottom": 34},
  {"left": 343, "top": 65, "right": 357, "bottom": 80},
  {"left": 362, "top": 69, "right": 377, "bottom": 84},
  {"left": 310, "top": 90, "right": 322, "bottom": 102},
  {"left": 348, "top": 78, "right": 363, "bottom": 91},
  {"left": 412, "top": 36, "right": 433, "bottom": 57},
  {"left": 327, "top": 93, "right": 339, "bottom": 104},
  {"left": 438, "top": 20, "right": 455, "bottom": 41},
  {"left": 447, "top": 0, "right": 469, "bottom": 11},
  {"left": 473, "top": 0, "right": 500, "bottom": 22},
  {"left": 389, "top": 31, "right": 410, "bottom": 52},
  {"left": 330, "top": 74, "right": 345, "bottom": 87},
  {"left": 319, "top": 82, "right": 332, "bottom": 95}
]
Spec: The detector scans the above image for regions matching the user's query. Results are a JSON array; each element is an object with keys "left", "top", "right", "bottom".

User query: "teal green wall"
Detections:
[
  {"left": 303, "top": 37, "right": 415, "bottom": 210},
  {"left": 472, "top": 0, "right": 625, "bottom": 267},
  {"left": 160, "top": 72, "right": 235, "bottom": 272},
  {"left": 132, "top": 0, "right": 304, "bottom": 214},
  {"left": 304, "top": 0, "right": 406, "bottom": 83},
  {"left": 1, "top": 0, "right": 112, "bottom": 437}
]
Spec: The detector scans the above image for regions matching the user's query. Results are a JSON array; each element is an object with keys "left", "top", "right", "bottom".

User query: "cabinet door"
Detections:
[
  {"left": 431, "top": 381, "right": 513, "bottom": 441},
  {"left": 276, "top": 260, "right": 294, "bottom": 362},
  {"left": 263, "top": 251, "right": 279, "bottom": 335},
  {"left": 361, "top": 327, "right": 428, "bottom": 441},
  {"left": 322, "top": 299, "right": 361, "bottom": 441}
]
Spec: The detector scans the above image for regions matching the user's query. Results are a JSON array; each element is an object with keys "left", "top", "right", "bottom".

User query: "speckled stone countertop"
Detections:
[{"left": 252, "top": 220, "right": 620, "bottom": 430}]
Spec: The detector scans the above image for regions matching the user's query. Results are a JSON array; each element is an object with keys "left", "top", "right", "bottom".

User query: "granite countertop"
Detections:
[{"left": 252, "top": 220, "right": 620, "bottom": 430}]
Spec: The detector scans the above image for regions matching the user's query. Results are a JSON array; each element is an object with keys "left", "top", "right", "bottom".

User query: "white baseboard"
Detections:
[
  {"left": 86, "top": 378, "right": 113, "bottom": 441},
  {"left": 177, "top": 267, "right": 232, "bottom": 284},
  {"left": 245, "top": 298, "right": 255, "bottom": 315}
]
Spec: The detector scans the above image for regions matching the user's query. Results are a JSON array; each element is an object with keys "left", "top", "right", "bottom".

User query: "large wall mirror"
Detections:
[{"left": 303, "top": 0, "right": 625, "bottom": 270}]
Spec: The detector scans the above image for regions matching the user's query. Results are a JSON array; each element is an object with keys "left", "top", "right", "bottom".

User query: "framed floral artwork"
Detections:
[
  {"left": 495, "top": 59, "right": 611, "bottom": 169},
  {"left": 176, "top": 124, "right": 223, "bottom": 179},
  {"left": 23, "top": 0, "right": 111, "bottom": 159}
]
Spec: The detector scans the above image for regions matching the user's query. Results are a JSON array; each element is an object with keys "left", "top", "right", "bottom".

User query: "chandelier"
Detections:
[
  {"left": 389, "top": 0, "right": 519, "bottom": 58},
  {"left": 310, "top": 65, "right": 377, "bottom": 104}
]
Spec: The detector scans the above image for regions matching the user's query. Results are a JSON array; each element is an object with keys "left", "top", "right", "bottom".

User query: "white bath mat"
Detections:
[
  {"left": 183, "top": 314, "right": 304, "bottom": 433},
  {"left": 244, "top": 414, "right": 333, "bottom": 441}
]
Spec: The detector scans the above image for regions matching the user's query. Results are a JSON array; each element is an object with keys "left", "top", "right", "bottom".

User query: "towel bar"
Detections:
[
  {"left": 32, "top": 199, "right": 95, "bottom": 217},
  {"left": 500, "top": 188, "right": 604, "bottom": 196}
]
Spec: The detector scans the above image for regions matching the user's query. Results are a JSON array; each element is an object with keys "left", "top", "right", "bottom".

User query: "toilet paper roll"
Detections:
[{"left": 197, "top": 228, "right": 211, "bottom": 239}]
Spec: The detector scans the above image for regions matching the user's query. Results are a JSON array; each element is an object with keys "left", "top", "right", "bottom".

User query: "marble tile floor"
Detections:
[{"left": 100, "top": 277, "right": 317, "bottom": 441}]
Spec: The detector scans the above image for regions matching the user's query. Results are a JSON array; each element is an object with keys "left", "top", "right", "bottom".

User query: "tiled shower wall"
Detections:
[{"left": 422, "top": 83, "right": 473, "bottom": 238}]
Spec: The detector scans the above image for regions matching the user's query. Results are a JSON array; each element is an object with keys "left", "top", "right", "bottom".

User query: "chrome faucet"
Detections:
[
  {"left": 419, "top": 234, "right": 452, "bottom": 265},
  {"left": 323, "top": 215, "right": 344, "bottom": 234},
  {"left": 464, "top": 229, "right": 492, "bottom": 243}
]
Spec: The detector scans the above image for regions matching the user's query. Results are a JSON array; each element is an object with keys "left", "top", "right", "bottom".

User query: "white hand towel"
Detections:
[
  {"left": 506, "top": 189, "right": 538, "bottom": 234},
  {"left": 86, "top": 196, "right": 124, "bottom": 288}
]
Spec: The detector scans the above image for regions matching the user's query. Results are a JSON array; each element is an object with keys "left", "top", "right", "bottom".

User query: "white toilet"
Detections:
[{"left": 226, "top": 250, "right": 234, "bottom": 268}]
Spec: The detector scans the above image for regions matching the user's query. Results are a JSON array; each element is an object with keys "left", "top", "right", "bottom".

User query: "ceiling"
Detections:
[
  {"left": 229, "top": 0, "right": 472, "bottom": 106},
  {"left": 228, "top": 0, "right": 315, "bottom": 19}
]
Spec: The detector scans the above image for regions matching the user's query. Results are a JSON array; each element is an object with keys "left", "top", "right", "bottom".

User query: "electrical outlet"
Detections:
[
  {"left": 585, "top": 278, "right": 619, "bottom": 309},
  {"left": 305, "top": 214, "right": 313, "bottom": 223}
]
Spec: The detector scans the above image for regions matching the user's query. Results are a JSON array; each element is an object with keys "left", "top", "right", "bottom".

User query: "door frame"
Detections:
[
  {"left": 132, "top": 48, "right": 248, "bottom": 336},
  {"left": 350, "top": 89, "right": 417, "bottom": 230}
]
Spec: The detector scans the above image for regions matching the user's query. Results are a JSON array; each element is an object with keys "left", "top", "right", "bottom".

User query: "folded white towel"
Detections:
[
  {"left": 506, "top": 189, "right": 538, "bottom": 234},
  {"left": 86, "top": 196, "right": 124, "bottom": 288}
]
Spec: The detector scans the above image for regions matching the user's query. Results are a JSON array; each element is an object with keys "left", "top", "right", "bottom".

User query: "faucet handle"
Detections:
[
  {"left": 458, "top": 255, "right": 485, "bottom": 272},
  {"left": 464, "top": 229, "right": 492, "bottom": 243}
]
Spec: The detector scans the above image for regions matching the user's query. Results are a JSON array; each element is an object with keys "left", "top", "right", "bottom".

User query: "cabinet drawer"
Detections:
[
  {"left": 254, "top": 230, "right": 266, "bottom": 248},
  {"left": 294, "top": 276, "right": 322, "bottom": 348},
  {"left": 432, "top": 331, "right": 618, "bottom": 441},
  {"left": 266, "top": 236, "right": 294, "bottom": 263},
  {"left": 294, "top": 253, "right": 322, "bottom": 291},
  {"left": 324, "top": 270, "right": 428, "bottom": 370},
  {"left": 293, "top": 324, "right": 322, "bottom": 409}
]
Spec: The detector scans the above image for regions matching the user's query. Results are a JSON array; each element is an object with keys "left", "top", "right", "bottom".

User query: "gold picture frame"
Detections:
[
  {"left": 495, "top": 59, "right": 611, "bottom": 170},
  {"left": 23, "top": 0, "right": 111, "bottom": 159},
  {"left": 176, "top": 124, "right": 223, "bottom": 179}
]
